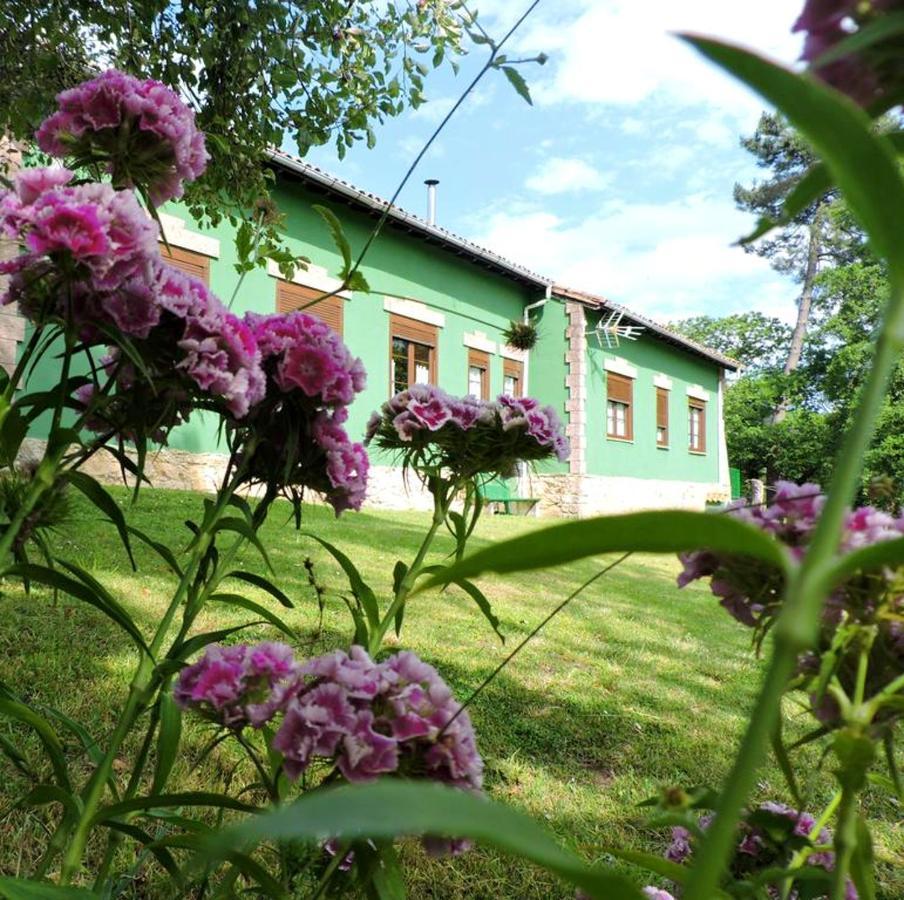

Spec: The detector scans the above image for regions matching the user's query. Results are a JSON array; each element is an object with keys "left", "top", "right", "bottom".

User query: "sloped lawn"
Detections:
[{"left": 0, "top": 487, "right": 901, "bottom": 897}]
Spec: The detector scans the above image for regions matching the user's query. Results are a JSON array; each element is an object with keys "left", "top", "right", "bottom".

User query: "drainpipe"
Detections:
[{"left": 523, "top": 283, "right": 552, "bottom": 323}]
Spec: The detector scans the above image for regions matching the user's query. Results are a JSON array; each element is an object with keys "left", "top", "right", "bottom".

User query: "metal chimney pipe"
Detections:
[{"left": 424, "top": 179, "right": 439, "bottom": 226}]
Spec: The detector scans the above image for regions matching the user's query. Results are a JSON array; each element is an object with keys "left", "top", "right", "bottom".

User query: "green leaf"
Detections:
[
  {"left": 65, "top": 471, "right": 136, "bottom": 570},
  {"left": 0, "top": 879, "right": 99, "bottom": 899},
  {"left": 814, "top": 12, "right": 904, "bottom": 67},
  {"left": 0, "top": 405, "right": 26, "bottom": 468},
  {"left": 13, "top": 561, "right": 151, "bottom": 658},
  {"left": 303, "top": 533, "right": 380, "bottom": 632},
  {"left": 416, "top": 510, "right": 789, "bottom": 591},
  {"left": 501, "top": 65, "right": 532, "bottom": 105},
  {"left": 89, "top": 792, "right": 258, "bottom": 828},
  {"left": 168, "top": 623, "right": 265, "bottom": 663},
  {"left": 0, "top": 700, "right": 70, "bottom": 790},
  {"left": 313, "top": 204, "right": 353, "bottom": 273},
  {"left": 0, "top": 731, "right": 32, "bottom": 778},
  {"left": 682, "top": 36, "right": 904, "bottom": 283},
  {"left": 194, "top": 781, "right": 644, "bottom": 899},
  {"left": 208, "top": 593, "right": 296, "bottom": 640},
  {"left": 18, "top": 784, "right": 81, "bottom": 821},
  {"left": 368, "top": 843, "right": 407, "bottom": 900},
  {"left": 212, "top": 518, "right": 272, "bottom": 572},
  {"left": 345, "top": 268, "right": 370, "bottom": 292},
  {"left": 453, "top": 578, "right": 504, "bottom": 643},
  {"left": 822, "top": 535, "right": 904, "bottom": 595},
  {"left": 225, "top": 570, "right": 293, "bottom": 608},
  {"left": 152, "top": 695, "right": 182, "bottom": 795},
  {"left": 126, "top": 525, "right": 183, "bottom": 577},
  {"left": 101, "top": 820, "right": 185, "bottom": 887}
]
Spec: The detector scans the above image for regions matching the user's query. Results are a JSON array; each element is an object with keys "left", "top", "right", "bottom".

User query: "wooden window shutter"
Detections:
[
  {"left": 503, "top": 358, "right": 523, "bottom": 396},
  {"left": 161, "top": 245, "right": 210, "bottom": 284},
  {"left": 607, "top": 372, "right": 632, "bottom": 404},
  {"left": 656, "top": 387, "right": 669, "bottom": 446},
  {"left": 606, "top": 372, "right": 633, "bottom": 440},
  {"left": 276, "top": 280, "right": 344, "bottom": 335},
  {"left": 467, "top": 348, "right": 490, "bottom": 400},
  {"left": 390, "top": 314, "right": 437, "bottom": 347}
]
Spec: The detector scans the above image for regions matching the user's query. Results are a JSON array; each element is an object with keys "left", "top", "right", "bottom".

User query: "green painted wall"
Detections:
[
  {"left": 584, "top": 308, "right": 721, "bottom": 483},
  {"left": 160, "top": 170, "right": 542, "bottom": 459},
  {"left": 17, "top": 165, "right": 727, "bottom": 488},
  {"left": 525, "top": 299, "right": 569, "bottom": 475}
]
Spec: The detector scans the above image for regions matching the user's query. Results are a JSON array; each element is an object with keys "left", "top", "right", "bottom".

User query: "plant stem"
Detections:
[
  {"left": 683, "top": 288, "right": 904, "bottom": 900},
  {"left": 60, "top": 469, "right": 250, "bottom": 882},
  {"left": 831, "top": 783, "right": 858, "bottom": 900},
  {"left": 371, "top": 481, "right": 449, "bottom": 653}
]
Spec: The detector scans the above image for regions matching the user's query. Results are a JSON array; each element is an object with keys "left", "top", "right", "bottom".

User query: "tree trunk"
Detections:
[{"left": 772, "top": 206, "right": 825, "bottom": 423}]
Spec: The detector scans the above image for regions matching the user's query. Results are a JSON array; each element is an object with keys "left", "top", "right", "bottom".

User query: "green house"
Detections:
[{"left": 9, "top": 151, "right": 739, "bottom": 516}]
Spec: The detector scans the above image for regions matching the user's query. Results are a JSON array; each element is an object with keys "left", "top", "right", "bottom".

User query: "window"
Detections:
[
  {"left": 390, "top": 313, "right": 437, "bottom": 394},
  {"left": 503, "top": 358, "right": 523, "bottom": 397},
  {"left": 606, "top": 372, "right": 633, "bottom": 440},
  {"left": 688, "top": 398, "right": 706, "bottom": 452},
  {"left": 467, "top": 349, "right": 489, "bottom": 399},
  {"left": 656, "top": 387, "right": 669, "bottom": 447},
  {"left": 160, "top": 245, "right": 210, "bottom": 284},
  {"left": 276, "top": 280, "right": 344, "bottom": 335}
]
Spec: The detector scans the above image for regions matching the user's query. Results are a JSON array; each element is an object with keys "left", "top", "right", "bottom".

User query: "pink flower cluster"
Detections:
[
  {"left": 36, "top": 69, "right": 208, "bottom": 206},
  {"left": 0, "top": 168, "right": 157, "bottom": 298},
  {"left": 678, "top": 481, "right": 904, "bottom": 628},
  {"left": 366, "top": 384, "right": 569, "bottom": 480},
  {"left": 248, "top": 311, "right": 366, "bottom": 408},
  {"left": 174, "top": 642, "right": 298, "bottom": 730},
  {"left": 794, "top": 1, "right": 903, "bottom": 106},
  {"left": 272, "top": 646, "right": 482, "bottom": 792},
  {"left": 176, "top": 642, "right": 482, "bottom": 854},
  {"left": 664, "top": 802, "right": 856, "bottom": 899},
  {"left": 1, "top": 168, "right": 265, "bottom": 421},
  {"left": 240, "top": 312, "right": 369, "bottom": 515}
]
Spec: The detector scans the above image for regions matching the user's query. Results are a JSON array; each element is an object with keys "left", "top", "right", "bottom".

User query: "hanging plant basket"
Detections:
[{"left": 503, "top": 320, "right": 538, "bottom": 351}]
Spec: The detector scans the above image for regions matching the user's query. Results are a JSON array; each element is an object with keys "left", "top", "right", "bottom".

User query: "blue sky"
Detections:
[{"left": 305, "top": 1, "right": 805, "bottom": 325}]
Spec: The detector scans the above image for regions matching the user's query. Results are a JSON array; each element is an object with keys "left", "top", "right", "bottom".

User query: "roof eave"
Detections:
[{"left": 267, "top": 150, "right": 552, "bottom": 292}]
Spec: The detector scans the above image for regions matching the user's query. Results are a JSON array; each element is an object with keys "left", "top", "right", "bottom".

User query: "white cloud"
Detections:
[
  {"left": 471, "top": 193, "right": 795, "bottom": 322},
  {"left": 525, "top": 156, "right": 611, "bottom": 194},
  {"left": 397, "top": 135, "right": 445, "bottom": 160},
  {"left": 487, "top": 0, "right": 801, "bottom": 128}
]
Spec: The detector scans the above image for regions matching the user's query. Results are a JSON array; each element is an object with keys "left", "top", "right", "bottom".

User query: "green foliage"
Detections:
[
  {"left": 668, "top": 312, "right": 791, "bottom": 371},
  {"left": 0, "top": 0, "right": 470, "bottom": 253}
]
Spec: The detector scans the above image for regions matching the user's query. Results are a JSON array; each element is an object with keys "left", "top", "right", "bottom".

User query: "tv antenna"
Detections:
[{"left": 586, "top": 310, "right": 644, "bottom": 349}]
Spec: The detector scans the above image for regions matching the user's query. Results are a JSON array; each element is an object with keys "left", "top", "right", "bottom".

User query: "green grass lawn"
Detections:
[{"left": 0, "top": 487, "right": 902, "bottom": 897}]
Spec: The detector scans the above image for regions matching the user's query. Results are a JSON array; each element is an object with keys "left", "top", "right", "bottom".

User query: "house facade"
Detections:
[{"left": 12, "top": 151, "right": 738, "bottom": 515}]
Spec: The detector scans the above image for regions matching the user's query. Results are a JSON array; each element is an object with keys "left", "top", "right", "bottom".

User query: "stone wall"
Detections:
[
  {"left": 20, "top": 439, "right": 231, "bottom": 495},
  {"left": 533, "top": 471, "right": 728, "bottom": 517},
  {"left": 17, "top": 439, "right": 726, "bottom": 518}
]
